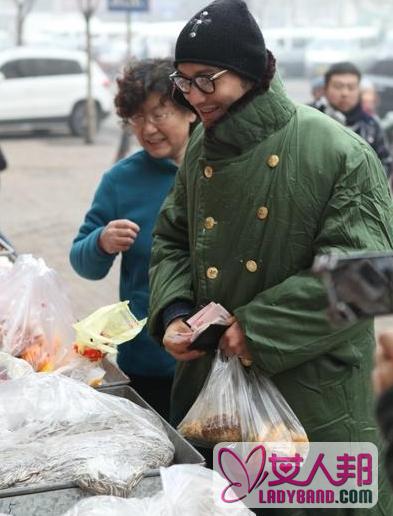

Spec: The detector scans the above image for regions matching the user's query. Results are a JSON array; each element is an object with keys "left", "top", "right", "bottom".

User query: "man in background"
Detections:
[{"left": 313, "top": 61, "right": 392, "bottom": 177}]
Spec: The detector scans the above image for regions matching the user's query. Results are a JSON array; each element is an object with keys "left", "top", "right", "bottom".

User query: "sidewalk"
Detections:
[{"left": 0, "top": 127, "right": 128, "bottom": 319}]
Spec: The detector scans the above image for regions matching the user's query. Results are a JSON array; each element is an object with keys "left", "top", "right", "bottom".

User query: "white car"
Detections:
[{"left": 0, "top": 47, "right": 113, "bottom": 136}]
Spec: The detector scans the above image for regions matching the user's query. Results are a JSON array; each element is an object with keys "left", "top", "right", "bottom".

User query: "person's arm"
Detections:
[
  {"left": 148, "top": 164, "right": 195, "bottom": 341},
  {"left": 233, "top": 145, "right": 393, "bottom": 375},
  {"left": 70, "top": 173, "right": 118, "bottom": 280}
]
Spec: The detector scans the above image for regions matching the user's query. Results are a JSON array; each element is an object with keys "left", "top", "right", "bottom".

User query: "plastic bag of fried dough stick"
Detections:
[{"left": 178, "top": 350, "right": 308, "bottom": 452}]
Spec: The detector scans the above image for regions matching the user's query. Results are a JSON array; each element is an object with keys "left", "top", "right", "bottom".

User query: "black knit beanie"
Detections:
[{"left": 174, "top": 0, "right": 267, "bottom": 83}]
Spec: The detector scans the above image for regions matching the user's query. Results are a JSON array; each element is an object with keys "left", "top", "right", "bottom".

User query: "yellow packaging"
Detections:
[{"left": 73, "top": 301, "right": 146, "bottom": 355}]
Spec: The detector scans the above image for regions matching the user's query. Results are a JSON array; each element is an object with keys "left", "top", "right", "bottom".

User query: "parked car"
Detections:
[{"left": 0, "top": 47, "right": 113, "bottom": 136}]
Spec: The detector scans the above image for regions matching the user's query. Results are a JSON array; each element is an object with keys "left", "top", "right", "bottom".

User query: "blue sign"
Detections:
[{"left": 107, "top": 0, "right": 149, "bottom": 11}]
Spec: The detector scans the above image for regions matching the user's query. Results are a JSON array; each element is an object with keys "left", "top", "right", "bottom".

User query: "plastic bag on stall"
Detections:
[
  {"left": 63, "top": 493, "right": 162, "bottom": 516},
  {"left": 62, "top": 464, "right": 254, "bottom": 516},
  {"left": 0, "top": 256, "right": 13, "bottom": 276},
  {"left": 73, "top": 300, "right": 146, "bottom": 356},
  {"left": 58, "top": 301, "right": 146, "bottom": 386},
  {"left": 54, "top": 355, "right": 106, "bottom": 387},
  {"left": 0, "top": 373, "right": 174, "bottom": 495},
  {"left": 178, "top": 350, "right": 308, "bottom": 449},
  {"left": 0, "top": 254, "right": 75, "bottom": 371},
  {"left": 0, "top": 351, "right": 33, "bottom": 382}
]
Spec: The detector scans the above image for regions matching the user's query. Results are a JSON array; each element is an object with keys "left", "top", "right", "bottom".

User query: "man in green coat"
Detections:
[{"left": 148, "top": 1, "right": 393, "bottom": 513}]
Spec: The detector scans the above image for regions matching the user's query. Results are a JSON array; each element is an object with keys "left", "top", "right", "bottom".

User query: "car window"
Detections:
[
  {"left": 0, "top": 60, "right": 23, "bottom": 78},
  {"left": 0, "top": 58, "right": 83, "bottom": 79},
  {"left": 40, "top": 59, "right": 83, "bottom": 76}
]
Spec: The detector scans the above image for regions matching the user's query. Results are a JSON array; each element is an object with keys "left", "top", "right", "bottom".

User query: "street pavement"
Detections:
[
  {"left": 0, "top": 119, "right": 125, "bottom": 319},
  {"left": 0, "top": 78, "right": 392, "bottom": 334}
]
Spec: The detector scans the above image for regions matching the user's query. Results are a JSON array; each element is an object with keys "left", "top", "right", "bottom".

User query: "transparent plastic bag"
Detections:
[
  {"left": 0, "top": 351, "right": 33, "bottom": 382},
  {"left": 178, "top": 351, "right": 308, "bottom": 448},
  {"left": 63, "top": 464, "right": 254, "bottom": 516},
  {"left": 0, "top": 373, "right": 174, "bottom": 495},
  {"left": 0, "top": 254, "right": 75, "bottom": 371},
  {"left": 63, "top": 493, "right": 163, "bottom": 516},
  {"left": 54, "top": 355, "right": 106, "bottom": 387}
]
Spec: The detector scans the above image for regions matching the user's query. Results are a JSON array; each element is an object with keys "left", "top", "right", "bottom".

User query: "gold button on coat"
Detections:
[
  {"left": 246, "top": 260, "right": 258, "bottom": 272},
  {"left": 257, "top": 206, "right": 269, "bottom": 220},
  {"left": 204, "top": 165, "right": 213, "bottom": 178},
  {"left": 204, "top": 217, "right": 216, "bottom": 230},
  {"left": 206, "top": 266, "right": 219, "bottom": 279},
  {"left": 267, "top": 154, "right": 280, "bottom": 168}
]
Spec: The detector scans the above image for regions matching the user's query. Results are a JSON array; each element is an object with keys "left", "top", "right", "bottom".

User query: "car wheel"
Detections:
[{"left": 68, "top": 101, "right": 101, "bottom": 137}]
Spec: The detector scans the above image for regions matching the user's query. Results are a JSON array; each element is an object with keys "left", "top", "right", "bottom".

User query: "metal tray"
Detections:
[
  {"left": 0, "top": 385, "right": 204, "bottom": 515},
  {"left": 0, "top": 477, "right": 163, "bottom": 516}
]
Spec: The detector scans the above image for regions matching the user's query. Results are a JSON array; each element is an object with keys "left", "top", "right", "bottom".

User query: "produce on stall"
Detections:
[
  {"left": 62, "top": 464, "right": 254, "bottom": 515},
  {"left": 178, "top": 351, "right": 308, "bottom": 452},
  {"left": 0, "top": 373, "right": 174, "bottom": 496},
  {"left": 0, "top": 254, "right": 75, "bottom": 371},
  {"left": 0, "top": 255, "right": 144, "bottom": 386}
]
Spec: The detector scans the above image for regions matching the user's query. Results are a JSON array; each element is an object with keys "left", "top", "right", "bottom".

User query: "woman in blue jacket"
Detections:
[{"left": 70, "top": 58, "right": 196, "bottom": 419}]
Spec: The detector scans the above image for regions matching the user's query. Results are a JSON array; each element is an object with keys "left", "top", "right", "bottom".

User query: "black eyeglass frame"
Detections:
[{"left": 169, "top": 69, "right": 228, "bottom": 94}]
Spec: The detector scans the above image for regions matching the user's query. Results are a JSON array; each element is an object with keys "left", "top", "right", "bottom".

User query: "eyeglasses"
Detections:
[
  {"left": 129, "top": 110, "right": 175, "bottom": 127},
  {"left": 169, "top": 69, "right": 228, "bottom": 94}
]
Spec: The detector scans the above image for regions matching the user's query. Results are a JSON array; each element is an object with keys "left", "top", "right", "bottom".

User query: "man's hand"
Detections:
[
  {"left": 99, "top": 219, "right": 140, "bottom": 254},
  {"left": 163, "top": 318, "right": 205, "bottom": 362},
  {"left": 219, "top": 317, "right": 252, "bottom": 362},
  {"left": 373, "top": 331, "right": 393, "bottom": 395}
]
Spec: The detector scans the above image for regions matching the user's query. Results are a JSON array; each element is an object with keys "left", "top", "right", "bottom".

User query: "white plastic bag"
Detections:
[
  {"left": 178, "top": 351, "right": 308, "bottom": 447},
  {"left": 0, "top": 373, "right": 174, "bottom": 495},
  {"left": 0, "top": 254, "right": 75, "bottom": 371},
  {"left": 0, "top": 352, "right": 33, "bottom": 382},
  {"left": 62, "top": 464, "right": 254, "bottom": 515},
  {"left": 54, "top": 355, "right": 106, "bottom": 387}
]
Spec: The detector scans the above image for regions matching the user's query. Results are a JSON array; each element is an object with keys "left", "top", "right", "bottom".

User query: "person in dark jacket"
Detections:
[
  {"left": 70, "top": 58, "right": 196, "bottom": 420},
  {"left": 312, "top": 61, "right": 392, "bottom": 177},
  {"left": 374, "top": 330, "right": 393, "bottom": 488}
]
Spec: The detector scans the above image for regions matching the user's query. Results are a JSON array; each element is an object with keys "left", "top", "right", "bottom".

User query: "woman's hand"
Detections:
[
  {"left": 163, "top": 318, "right": 205, "bottom": 361},
  {"left": 99, "top": 219, "right": 140, "bottom": 254}
]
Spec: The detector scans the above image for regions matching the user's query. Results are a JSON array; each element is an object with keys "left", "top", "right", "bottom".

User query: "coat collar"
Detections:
[{"left": 202, "top": 74, "right": 296, "bottom": 160}]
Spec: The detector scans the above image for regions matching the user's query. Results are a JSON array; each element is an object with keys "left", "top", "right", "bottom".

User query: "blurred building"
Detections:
[{"left": 2, "top": 0, "right": 392, "bottom": 25}]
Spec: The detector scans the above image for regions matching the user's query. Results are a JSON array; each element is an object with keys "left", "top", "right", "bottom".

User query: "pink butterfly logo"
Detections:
[{"left": 218, "top": 445, "right": 269, "bottom": 503}]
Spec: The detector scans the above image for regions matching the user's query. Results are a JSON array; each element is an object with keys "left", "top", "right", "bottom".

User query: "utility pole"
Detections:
[
  {"left": 108, "top": 0, "right": 150, "bottom": 161},
  {"left": 114, "top": 8, "right": 133, "bottom": 162},
  {"left": 78, "top": 0, "right": 100, "bottom": 144},
  {"left": 14, "top": 0, "right": 35, "bottom": 46}
]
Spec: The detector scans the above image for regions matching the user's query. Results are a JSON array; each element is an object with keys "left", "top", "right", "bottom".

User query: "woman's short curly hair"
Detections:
[{"left": 115, "top": 58, "right": 185, "bottom": 127}]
